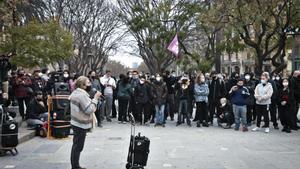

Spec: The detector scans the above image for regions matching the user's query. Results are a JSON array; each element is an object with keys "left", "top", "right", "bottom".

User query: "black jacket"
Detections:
[
  {"left": 208, "top": 78, "right": 225, "bottom": 102},
  {"left": 134, "top": 82, "right": 151, "bottom": 104},
  {"left": 165, "top": 76, "right": 177, "bottom": 94},
  {"left": 152, "top": 81, "right": 168, "bottom": 106},
  {"left": 26, "top": 99, "right": 47, "bottom": 120},
  {"left": 278, "top": 87, "right": 295, "bottom": 107},
  {"left": 291, "top": 76, "right": 300, "bottom": 102}
]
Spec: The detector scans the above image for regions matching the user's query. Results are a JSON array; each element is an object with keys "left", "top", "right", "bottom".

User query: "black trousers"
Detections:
[
  {"left": 118, "top": 98, "right": 129, "bottom": 122},
  {"left": 255, "top": 104, "right": 269, "bottom": 127},
  {"left": 111, "top": 97, "right": 117, "bottom": 118},
  {"left": 269, "top": 101, "right": 278, "bottom": 127},
  {"left": 196, "top": 101, "right": 208, "bottom": 123},
  {"left": 71, "top": 126, "right": 87, "bottom": 169},
  {"left": 135, "top": 102, "right": 151, "bottom": 123},
  {"left": 246, "top": 105, "right": 254, "bottom": 124},
  {"left": 17, "top": 97, "right": 30, "bottom": 119},
  {"left": 208, "top": 101, "right": 218, "bottom": 123},
  {"left": 278, "top": 105, "right": 293, "bottom": 128},
  {"left": 292, "top": 101, "right": 299, "bottom": 128},
  {"left": 165, "top": 94, "right": 175, "bottom": 120},
  {"left": 94, "top": 105, "right": 102, "bottom": 125}
]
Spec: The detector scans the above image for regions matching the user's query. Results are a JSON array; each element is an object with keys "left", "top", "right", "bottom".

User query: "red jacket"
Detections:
[{"left": 13, "top": 75, "right": 32, "bottom": 98}]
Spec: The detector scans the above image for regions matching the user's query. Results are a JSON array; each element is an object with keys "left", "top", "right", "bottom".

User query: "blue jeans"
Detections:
[
  {"left": 232, "top": 104, "right": 247, "bottom": 129},
  {"left": 104, "top": 94, "right": 113, "bottom": 120},
  {"left": 178, "top": 99, "right": 191, "bottom": 124},
  {"left": 155, "top": 105, "right": 165, "bottom": 124}
]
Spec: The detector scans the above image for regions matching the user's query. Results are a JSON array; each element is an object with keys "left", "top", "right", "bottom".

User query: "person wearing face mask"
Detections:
[
  {"left": 176, "top": 75, "right": 192, "bottom": 127},
  {"left": 244, "top": 73, "right": 256, "bottom": 126},
  {"left": 88, "top": 70, "right": 102, "bottom": 127},
  {"left": 278, "top": 78, "right": 295, "bottom": 133},
  {"left": 69, "top": 76, "right": 102, "bottom": 169},
  {"left": 208, "top": 71, "right": 226, "bottom": 125},
  {"left": 229, "top": 78, "right": 250, "bottom": 132},
  {"left": 217, "top": 97, "right": 234, "bottom": 129},
  {"left": 13, "top": 69, "right": 32, "bottom": 120},
  {"left": 100, "top": 70, "right": 116, "bottom": 122},
  {"left": 31, "top": 69, "right": 46, "bottom": 97},
  {"left": 152, "top": 74, "right": 168, "bottom": 127},
  {"left": 268, "top": 73, "right": 279, "bottom": 130},
  {"left": 290, "top": 70, "right": 300, "bottom": 130},
  {"left": 252, "top": 72, "right": 273, "bottom": 133},
  {"left": 164, "top": 71, "right": 177, "bottom": 121},
  {"left": 134, "top": 75, "right": 152, "bottom": 124},
  {"left": 26, "top": 91, "right": 48, "bottom": 126},
  {"left": 194, "top": 73, "right": 209, "bottom": 127},
  {"left": 128, "top": 70, "right": 140, "bottom": 117}
]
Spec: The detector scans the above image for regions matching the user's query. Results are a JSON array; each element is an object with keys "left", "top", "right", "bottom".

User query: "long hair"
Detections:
[{"left": 195, "top": 73, "right": 204, "bottom": 84}]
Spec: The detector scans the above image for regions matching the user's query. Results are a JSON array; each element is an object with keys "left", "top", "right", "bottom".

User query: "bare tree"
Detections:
[
  {"left": 117, "top": 0, "right": 200, "bottom": 74},
  {"left": 45, "top": 0, "right": 124, "bottom": 75}
]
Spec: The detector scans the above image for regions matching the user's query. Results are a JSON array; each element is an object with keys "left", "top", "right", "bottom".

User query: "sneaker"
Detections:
[
  {"left": 176, "top": 122, "right": 181, "bottom": 126},
  {"left": 265, "top": 127, "right": 270, "bottom": 133},
  {"left": 196, "top": 123, "right": 201, "bottom": 128},
  {"left": 252, "top": 127, "right": 260, "bottom": 131},
  {"left": 107, "top": 119, "right": 112, "bottom": 122},
  {"left": 274, "top": 126, "right": 279, "bottom": 130},
  {"left": 162, "top": 124, "right": 165, "bottom": 127},
  {"left": 122, "top": 121, "right": 127, "bottom": 124},
  {"left": 223, "top": 125, "right": 231, "bottom": 129}
]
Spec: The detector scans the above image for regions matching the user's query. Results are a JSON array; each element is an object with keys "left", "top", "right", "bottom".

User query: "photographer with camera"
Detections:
[
  {"left": 69, "top": 76, "right": 102, "bottom": 169},
  {"left": 12, "top": 69, "right": 32, "bottom": 120}
]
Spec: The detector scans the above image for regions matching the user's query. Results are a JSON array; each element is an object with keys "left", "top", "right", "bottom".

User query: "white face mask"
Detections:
[
  {"left": 272, "top": 77, "right": 275, "bottom": 80},
  {"left": 156, "top": 77, "right": 161, "bottom": 81},
  {"left": 276, "top": 77, "right": 280, "bottom": 81},
  {"left": 220, "top": 98, "right": 227, "bottom": 106},
  {"left": 200, "top": 78, "right": 205, "bottom": 83},
  {"left": 261, "top": 79, "right": 266, "bottom": 84},
  {"left": 245, "top": 75, "right": 250, "bottom": 80},
  {"left": 283, "top": 82, "right": 289, "bottom": 87},
  {"left": 38, "top": 72, "right": 43, "bottom": 77},
  {"left": 64, "top": 73, "right": 69, "bottom": 78},
  {"left": 140, "top": 80, "right": 145, "bottom": 84}
]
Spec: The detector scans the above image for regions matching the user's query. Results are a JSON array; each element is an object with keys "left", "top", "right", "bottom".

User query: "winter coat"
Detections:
[
  {"left": 152, "top": 81, "right": 168, "bottom": 106},
  {"left": 13, "top": 75, "right": 32, "bottom": 98},
  {"left": 254, "top": 82, "right": 273, "bottom": 105},
  {"left": 230, "top": 86, "right": 250, "bottom": 106},
  {"left": 117, "top": 82, "right": 133, "bottom": 100},
  {"left": 208, "top": 78, "right": 226, "bottom": 102},
  {"left": 194, "top": 83, "right": 209, "bottom": 103},
  {"left": 134, "top": 82, "right": 151, "bottom": 104}
]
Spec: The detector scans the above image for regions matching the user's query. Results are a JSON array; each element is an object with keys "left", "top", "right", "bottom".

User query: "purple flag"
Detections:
[{"left": 167, "top": 34, "right": 179, "bottom": 57}]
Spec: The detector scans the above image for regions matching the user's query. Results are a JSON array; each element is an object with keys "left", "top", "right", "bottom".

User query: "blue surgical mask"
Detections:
[{"left": 261, "top": 80, "right": 266, "bottom": 84}]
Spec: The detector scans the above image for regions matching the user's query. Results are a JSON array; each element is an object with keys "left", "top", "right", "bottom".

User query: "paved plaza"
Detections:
[{"left": 1, "top": 119, "right": 300, "bottom": 169}]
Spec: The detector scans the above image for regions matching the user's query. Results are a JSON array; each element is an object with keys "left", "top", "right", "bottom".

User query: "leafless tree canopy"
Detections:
[{"left": 45, "top": 0, "right": 124, "bottom": 74}]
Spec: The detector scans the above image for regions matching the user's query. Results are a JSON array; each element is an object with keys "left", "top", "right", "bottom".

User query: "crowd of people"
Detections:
[{"left": 3, "top": 67, "right": 300, "bottom": 134}]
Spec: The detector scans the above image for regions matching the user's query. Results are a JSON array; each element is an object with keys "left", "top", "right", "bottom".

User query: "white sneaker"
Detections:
[
  {"left": 252, "top": 127, "right": 260, "bottom": 131},
  {"left": 265, "top": 127, "right": 270, "bottom": 133}
]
